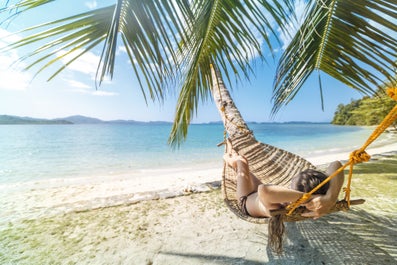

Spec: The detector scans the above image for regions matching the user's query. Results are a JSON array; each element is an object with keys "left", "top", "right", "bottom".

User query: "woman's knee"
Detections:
[
  {"left": 257, "top": 184, "right": 270, "bottom": 200},
  {"left": 257, "top": 184, "right": 277, "bottom": 210}
]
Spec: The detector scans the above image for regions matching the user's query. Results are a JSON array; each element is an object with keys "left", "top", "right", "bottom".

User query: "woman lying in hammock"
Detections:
[{"left": 223, "top": 151, "right": 345, "bottom": 254}]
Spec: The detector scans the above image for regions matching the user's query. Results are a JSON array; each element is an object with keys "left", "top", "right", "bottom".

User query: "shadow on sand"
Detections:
[
  {"left": 159, "top": 252, "right": 264, "bottom": 265},
  {"left": 161, "top": 208, "right": 396, "bottom": 264},
  {"left": 161, "top": 155, "right": 396, "bottom": 264},
  {"left": 273, "top": 209, "right": 396, "bottom": 264}
]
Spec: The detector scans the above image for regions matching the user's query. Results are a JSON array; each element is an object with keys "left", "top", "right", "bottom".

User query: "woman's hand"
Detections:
[{"left": 301, "top": 194, "right": 336, "bottom": 219}]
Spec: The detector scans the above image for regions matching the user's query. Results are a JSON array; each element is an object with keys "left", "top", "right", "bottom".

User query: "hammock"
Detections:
[{"left": 210, "top": 65, "right": 397, "bottom": 224}]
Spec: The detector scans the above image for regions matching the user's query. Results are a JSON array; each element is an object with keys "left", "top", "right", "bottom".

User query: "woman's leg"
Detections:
[{"left": 223, "top": 153, "right": 261, "bottom": 199}]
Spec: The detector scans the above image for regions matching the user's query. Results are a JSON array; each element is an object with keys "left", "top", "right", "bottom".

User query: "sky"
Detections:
[{"left": 0, "top": 0, "right": 365, "bottom": 123}]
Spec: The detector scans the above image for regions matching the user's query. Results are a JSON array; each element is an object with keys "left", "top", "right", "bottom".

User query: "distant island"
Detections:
[
  {"left": 3, "top": 89, "right": 395, "bottom": 126},
  {"left": 0, "top": 115, "right": 332, "bottom": 125},
  {"left": 0, "top": 115, "right": 172, "bottom": 125}
]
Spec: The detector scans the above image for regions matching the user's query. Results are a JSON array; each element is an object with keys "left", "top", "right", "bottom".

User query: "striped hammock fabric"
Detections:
[{"left": 210, "top": 64, "right": 364, "bottom": 224}]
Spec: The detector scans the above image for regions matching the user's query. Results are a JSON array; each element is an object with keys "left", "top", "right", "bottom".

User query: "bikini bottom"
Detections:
[{"left": 238, "top": 191, "right": 256, "bottom": 216}]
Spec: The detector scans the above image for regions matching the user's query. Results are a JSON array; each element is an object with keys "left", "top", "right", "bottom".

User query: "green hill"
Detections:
[
  {"left": 59, "top": 115, "right": 103, "bottom": 124},
  {"left": 332, "top": 92, "right": 396, "bottom": 126},
  {"left": 0, "top": 115, "right": 72, "bottom": 124},
  {"left": 0, "top": 115, "right": 171, "bottom": 125}
]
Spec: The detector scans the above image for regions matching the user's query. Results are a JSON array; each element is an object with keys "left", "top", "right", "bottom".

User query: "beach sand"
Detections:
[{"left": 1, "top": 145, "right": 396, "bottom": 264}]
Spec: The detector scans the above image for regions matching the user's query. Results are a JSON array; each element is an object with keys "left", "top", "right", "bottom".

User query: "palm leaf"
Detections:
[
  {"left": 1, "top": 0, "right": 193, "bottom": 103},
  {"left": 4, "top": 6, "right": 114, "bottom": 79},
  {"left": 168, "top": 0, "right": 294, "bottom": 146},
  {"left": 1, "top": 0, "right": 54, "bottom": 14},
  {"left": 273, "top": 0, "right": 397, "bottom": 114},
  {"left": 0, "top": 1, "right": 55, "bottom": 30},
  {"left": 100, "top": 0, "right": 194, "bottom": 101}
]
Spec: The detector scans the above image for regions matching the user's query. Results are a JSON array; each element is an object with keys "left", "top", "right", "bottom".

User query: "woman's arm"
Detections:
[
  {"left": 301, "top": 161, "right": 345, "bottom": 219},
  {"left": 257, "top": 184, "right": 306, "bottom": 216}
]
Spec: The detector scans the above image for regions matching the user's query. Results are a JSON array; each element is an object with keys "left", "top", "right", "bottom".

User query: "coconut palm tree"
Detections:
[{"left": 1, "top": 0, "right": 396, "bottom": 146}]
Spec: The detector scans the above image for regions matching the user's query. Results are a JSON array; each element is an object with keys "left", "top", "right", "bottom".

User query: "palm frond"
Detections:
[
  {"left": 0, "top": 0, "right": 54, "bottom": 27},
  {"left": 2, "top": 5, "right": 114, "bottom": 78},
  {"left": 1, "top": 0, "right": 54, "bottom": 13},
  {"left": 100, "top": 0, "right": 193, "bottom": 101},
  {"left": 168, "top": 0, "right": 294, "bottom": 146},
  {"left": 273, "top": 0, "right": 397, "bottom": 114},
  {"left": 1, "top": 0, "right": 193, "bottom": 103}
]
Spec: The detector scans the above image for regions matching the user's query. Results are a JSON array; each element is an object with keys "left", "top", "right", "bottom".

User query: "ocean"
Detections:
[{"left": 0, "top": 123, "right": 394, "bottom": 185}]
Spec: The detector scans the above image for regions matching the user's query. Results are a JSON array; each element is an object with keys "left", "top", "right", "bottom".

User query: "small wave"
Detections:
[{"left": 138, "top": 167, "right": 192, "bottom": 174}]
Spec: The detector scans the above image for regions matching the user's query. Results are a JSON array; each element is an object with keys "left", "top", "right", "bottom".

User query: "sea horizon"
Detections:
[
  {"left": 0, "top": 113, "right": 332, "bottom": 125},
  {"left": 1, "top": 122, "right": 395, "bottom": 186},
  {"left": 0, "top": 122, "right": 396, "bottom": 226}
]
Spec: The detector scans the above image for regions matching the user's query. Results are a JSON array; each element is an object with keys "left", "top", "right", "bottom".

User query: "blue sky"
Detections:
[{"left": 0, "top": 0, "right": 364, "bottom": 123}]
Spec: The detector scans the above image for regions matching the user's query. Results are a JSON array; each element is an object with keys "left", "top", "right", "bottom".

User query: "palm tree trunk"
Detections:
[{"left": 210, "top": 64, "right": 252, "bottom": 140}]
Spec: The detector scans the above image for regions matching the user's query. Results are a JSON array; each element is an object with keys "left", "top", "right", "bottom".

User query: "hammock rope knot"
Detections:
[
  {"left": 387, "top": 87, "right": 397, "bottom": 101},
  {"left": 349, "top": 149, "right": 371, "bottom": 164},
  {"left": 343, "top": 187, "right": 351, "bottom": 194},
  {"left": 266, "top": 86, "right": 395, "bottom": 218},
  {"left": 212, "top": 63, "right": 395, "bottom": 223}
]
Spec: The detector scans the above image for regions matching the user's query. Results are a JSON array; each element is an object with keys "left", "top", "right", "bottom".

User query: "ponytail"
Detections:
[{"left": 268, "top": 214, "right": 285, "bottom": 255}]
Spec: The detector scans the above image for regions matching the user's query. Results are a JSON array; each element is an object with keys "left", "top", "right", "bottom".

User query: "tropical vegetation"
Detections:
[
  {"left": 332, "top": 91, "right": 396, "bottom": 127},
  {"left": 1, "top": 0, "right": 396, "bottom": 145}
]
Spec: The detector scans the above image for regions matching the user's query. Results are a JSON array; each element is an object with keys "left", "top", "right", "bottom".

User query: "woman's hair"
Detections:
[
  {"left": 268, "top": 169, "right": 329, "bottom": 254},
  {"left": 268, "top": 214, "right": 285, "bottom": 254},
  {"left": 290, "top": 169, "right": 330, "bottom": 195}
]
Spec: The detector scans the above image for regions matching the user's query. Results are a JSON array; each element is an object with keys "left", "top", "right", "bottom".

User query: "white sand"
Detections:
[
  {"left": 306, "top": 141, "right": 397, "bottom": 165},
  {"left": 1, "top": 141, "right": 396, "bottom": 264},
  {"left": 1, "top": 142, "right": 396, "bottom": 224}
]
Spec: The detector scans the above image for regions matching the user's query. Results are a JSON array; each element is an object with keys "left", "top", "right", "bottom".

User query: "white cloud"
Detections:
[
  {"left": 278, "top": 0, "right": 307, "bottom": 50},
  {"left": 70, "top": 87, "right": 118, "bottom": 96},
  {"left": 117, "top": 46, "right": 127, "bottom": 54},
  {"left": 92, "top": 90, "right": 118, "bottom": 96},
  {"left": 0, "top": 29, "right": 115, "bottom": 93},
  {"left": 66, "top": 80, "right": 91, "bottom": 89},
  {"left": 0, "top": 28, "right": 21, "bottom": 45},
  {"left": 57, "top": 49, "right": 114, "bottom": 85},
  {"left": 62, "top": 77, "right": 118, "bottom": 96},
  {"left": 0, "top": 29, "right": 32, "bottom": 90},
  {"left": 85, "top": 0, "right": 97, "bottom": 9},
  {"left": 0, "top": 67, "right": 31, "bottom": 90},
  {"left": 57, "top": 49, "right": 100, "bottom": 77},
  {"left": 65, "top": 78, "right": 117, "bottom": 96}
]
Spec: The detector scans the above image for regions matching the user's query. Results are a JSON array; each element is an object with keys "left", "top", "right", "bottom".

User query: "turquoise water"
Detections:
[{"left": 0, "top": 123, "right": 393, "bottom": 184}]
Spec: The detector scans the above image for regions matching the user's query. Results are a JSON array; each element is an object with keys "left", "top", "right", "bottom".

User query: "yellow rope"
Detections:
[
  {"left": 387, "top": 87, "right": 397, "bottom": 101},
  {"left": 287, "top": 87, "right": 397, "bottom": 215},
  {"left": 214, "top": 60, "right": 397, "bottom": 217}
]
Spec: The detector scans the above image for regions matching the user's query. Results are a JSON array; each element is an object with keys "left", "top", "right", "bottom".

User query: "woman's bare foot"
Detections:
[
  {"left": 224, "top": 139, "right": 248, "bottom": 170},
  {"left": 223, "top": 153, "right": 247, "bottom": 170}
]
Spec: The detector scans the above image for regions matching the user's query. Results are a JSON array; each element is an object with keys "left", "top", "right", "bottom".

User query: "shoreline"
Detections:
[
  {"left": 306, "top": 140, "right": 397, "bottom": 165},
  {"left": 1, "top": 141, "right": 396, "bottom": 226},
  {"left": 1, "top": 152, "right": 396, "bottom": 264}
]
